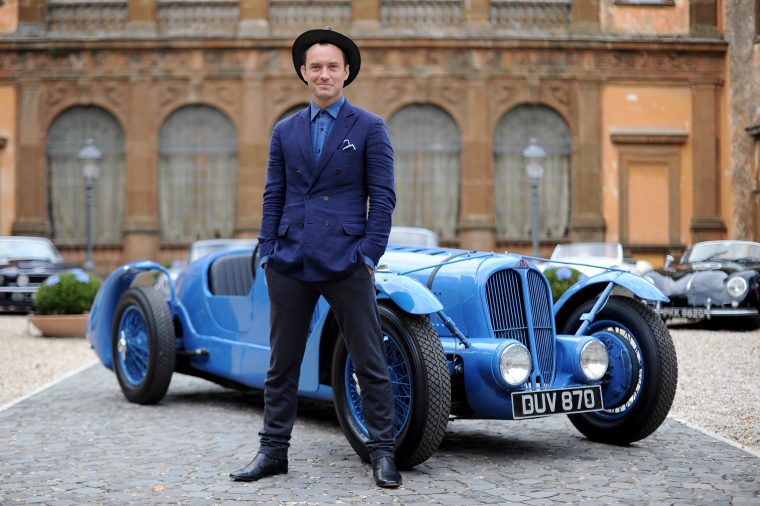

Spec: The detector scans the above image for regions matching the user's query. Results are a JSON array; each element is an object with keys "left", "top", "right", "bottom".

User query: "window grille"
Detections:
[
  {"left": 158, "top": 105, "right": 238, "bottom": 243},
  {"left": 490, "top": 0, "right": 571, "bottom": 32},
  {"left": 388, "top": 104, "right": 460, "bottom": 241},
  {"left": 493, "top": 104, "right": 571, "bottom": 242},
  {"left": 46, "top": 106, "right": 125, "bottom": 244}
]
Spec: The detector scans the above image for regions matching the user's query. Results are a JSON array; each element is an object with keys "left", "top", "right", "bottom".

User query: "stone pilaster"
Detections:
[
  {"left": 464, "top": 0, "right": 490, "bottom": 34},
  {"left": 127, "top": 0, "right": 157, "bottom": 36},
  {"left": 570, "top": 79, "right": 606, "bottom": 241},
  {"left": 570, "top": 0, "right": 600, "bottom": 34},
  {"left": 234, "top": 76, "right": 267, "bottom": 238},
  {"left": 690, "top": 81, "right": 726, "bottom": 241},
  {"left": 238, "top": 0, "right": 268, "bottom": 37},
  {"left": 16, "top": 0, "right": 46, "bottom": 36},
  {"left": 351, "top": 0, "right": 380, "bottom": 34},
  {"left": 122, "top": 77, "right": 160, "bottom": 262},
  {"left": 690, "top": 0, "right": 720, "bottom": 37},
  {"left": 458, "top": 79, "right": 495, "bottom": 251},
  {"left": 12, "top": 81, "right": 48, "bottom": 237}
]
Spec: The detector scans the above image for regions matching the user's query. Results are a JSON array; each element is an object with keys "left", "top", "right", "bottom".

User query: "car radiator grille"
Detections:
[{"left": 485, "top": 269, "right": 555, "bottom": 382}]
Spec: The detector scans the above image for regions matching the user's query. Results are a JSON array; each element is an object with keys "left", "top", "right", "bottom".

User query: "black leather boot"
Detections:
[
  {"left": 230, "top": 453, "right": 288, "bottom": 482},
  {"left": 372, "top": 456, "right": 402, "bottom": 488}
]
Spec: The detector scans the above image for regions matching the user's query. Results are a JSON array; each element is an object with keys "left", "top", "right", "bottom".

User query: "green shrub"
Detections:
[
  {"left": 34, "top": 269, "right": 102, "bottom": 315},
  {"left": 543, "top": 266, "right": 585, "bottom": 303}
]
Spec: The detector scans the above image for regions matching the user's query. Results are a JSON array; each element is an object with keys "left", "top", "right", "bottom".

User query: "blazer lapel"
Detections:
[
  {"left": 295, "top": 108, "right": 315, "bottom": 174},
  {"left": 307, "top": 101, "right": 357, "bottom": 190}
]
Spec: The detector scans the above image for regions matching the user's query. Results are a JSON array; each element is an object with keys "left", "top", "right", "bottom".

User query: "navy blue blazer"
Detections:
[{"left": 258, "top": 100, "right": 396, "bottom": 282}]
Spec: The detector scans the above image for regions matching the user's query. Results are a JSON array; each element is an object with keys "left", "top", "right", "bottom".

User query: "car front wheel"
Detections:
[
  {"left": 112, "top": 286, "right": 175, "bottom": 404},
  {"left": 331, "top": 303, "right": 451, "bottom": 469},
  {"left": 562, "top": 296, "right": 678, "bottom": 444}
]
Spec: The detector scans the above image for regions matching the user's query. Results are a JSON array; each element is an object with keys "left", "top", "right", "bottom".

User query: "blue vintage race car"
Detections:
[{"left": 87, "top": 244, "right": 678, "bottom": 468}]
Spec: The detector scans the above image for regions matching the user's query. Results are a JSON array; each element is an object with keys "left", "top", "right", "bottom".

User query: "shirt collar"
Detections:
[{"left": 310, "top": 96, "right": 345, "bottom": 121}]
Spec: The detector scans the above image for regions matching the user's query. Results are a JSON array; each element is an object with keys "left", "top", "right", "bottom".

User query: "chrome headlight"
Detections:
[
  {"left": 726, "top": 277, "right": 748, "bottom": 299},
  {"left": 498, "top": 343, "right": 532, "bottom": 386},
  {"left": 580, "top": 340, "right": 608, "bottom": 381},
  {"left": 16, "top": 274, "right": 30, "bottom": 287}
]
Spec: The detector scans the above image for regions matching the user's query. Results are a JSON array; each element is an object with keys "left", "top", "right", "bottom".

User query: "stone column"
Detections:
[
  {"left": 17, "top": 0, "right": 46, "bottom": 36},
  {"left": 690, "top": 81, "right": 726, "bottom": 241},
  {"left": 122, "top": 77, "right": 160, "bottom": 262},
  {"left": 351, "top": 0, "right": 380, "bottom": 33},
  {"left": 458, "top": 78, "right": 495, "bottom": 250},
  {"left": 570, "top": 0, "right": 600, "bottom": 34},
  {"left": 12, "top": 81, "right": 49, "bottom": 236},
  {"left": 238, "top": 0, "right": 268, "bottom": 37},
  {"left": 464, "top": 0, "right": 490, "bottom": 33},
  {"left": 570, "top": 79, "right": 606, "bottom": 241},
  {"left": 235, "top": 75, "right": 267, "bottom": 238},
  {"left": 127, "top": 0, "right": 157, "bottom": 36}
]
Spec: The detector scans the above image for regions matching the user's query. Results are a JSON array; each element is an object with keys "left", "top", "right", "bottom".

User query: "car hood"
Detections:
[
  {"left": 646, "top": 261, "right": 757, "bottom": 305},
  {"left": 655, "top": 260, "right": 759, "bottom": 279}
]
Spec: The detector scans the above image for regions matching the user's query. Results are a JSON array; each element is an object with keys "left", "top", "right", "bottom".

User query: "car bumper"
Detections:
[{"left": 0, "top": 287, "right": 38, "bottom": 311}]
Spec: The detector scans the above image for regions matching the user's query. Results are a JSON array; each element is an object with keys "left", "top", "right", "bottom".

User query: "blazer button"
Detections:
[
  {"left": 324, "top": 220, "right": 331, "bottom": 227},
  {"left": 323, "top": 196, "right": 329, "bottom": 202},
  {"left": 298, "top": 221, "right": 304, "bottom": 227},
  {"left": 305, "top": 194, "right": 311, "bottom": 200},
  {"left": 335, "top": 168, "right": 342, "bottom": 174},
  {"left": 296, "top": 170, "right": 302, "bottom": 176}
]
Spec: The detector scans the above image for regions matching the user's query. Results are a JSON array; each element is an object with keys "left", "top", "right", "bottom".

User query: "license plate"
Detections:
[
  {"left": 511, "top": 385, "right": 603, "bottom": 419},
  {"left": 658, "top": 306, "right": 707, "bottom": 319}
]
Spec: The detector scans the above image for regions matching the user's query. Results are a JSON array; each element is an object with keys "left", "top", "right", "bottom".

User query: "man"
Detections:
[{"left": 229, "top": 29, "right": 401, "bottom": 488}]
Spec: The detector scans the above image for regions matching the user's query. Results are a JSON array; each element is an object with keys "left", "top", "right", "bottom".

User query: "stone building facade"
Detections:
[{"left": 0, "top": 0, "right": 740, "bottom": 274}]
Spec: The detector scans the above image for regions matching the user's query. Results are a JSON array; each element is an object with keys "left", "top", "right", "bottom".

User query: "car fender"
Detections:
[
  {"left": 553, "top": 270, "right": 668, "bottom": 331},
  {"left": 373, "top": 272, "right": 443, "bottom": 314},
  {"left": 87, "top": 261, "right": 175, "bottom": 369}
]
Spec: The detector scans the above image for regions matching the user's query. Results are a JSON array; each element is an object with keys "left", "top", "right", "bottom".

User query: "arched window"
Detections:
[
  {"left": 387, "top": 104, "right": 460, "bottom": 241},
  {"left": 158, "top": 105, "right": 238, "bottom": 243},
  {"left": 46, "top": 106, "right": 125, "bottom": 244},
  {"left": 493, "top": 105, "right": 571, "bottom": 241}
]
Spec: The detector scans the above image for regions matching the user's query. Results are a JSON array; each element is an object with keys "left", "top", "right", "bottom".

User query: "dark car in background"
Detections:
[
  {"left": 0, "top": 236, "right": 73, "bottom": 312},
  {"left": 644, "top": 240, "right": 760, "bottom": 328}
]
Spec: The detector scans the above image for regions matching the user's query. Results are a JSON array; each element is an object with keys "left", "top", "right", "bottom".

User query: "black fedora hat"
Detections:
[{"left": 292, "top": 28, "right": 361, "bottom": 87}]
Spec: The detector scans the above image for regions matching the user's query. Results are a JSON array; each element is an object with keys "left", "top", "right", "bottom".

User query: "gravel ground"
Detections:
[{"left": 1, "top": 314, "right": 758, "bottom": 454}]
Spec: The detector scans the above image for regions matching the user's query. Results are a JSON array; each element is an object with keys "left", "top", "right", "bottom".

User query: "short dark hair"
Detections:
[{"left": 303, "top": 42, "right": 349, "bottom": 67}]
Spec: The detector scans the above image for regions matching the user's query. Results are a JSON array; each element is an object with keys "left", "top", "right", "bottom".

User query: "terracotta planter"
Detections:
[{"left": 27, "top": 314, "right": 88, "bottom": 338}]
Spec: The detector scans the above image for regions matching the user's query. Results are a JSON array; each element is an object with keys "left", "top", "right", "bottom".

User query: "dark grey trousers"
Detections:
[{"left": 258, "top": 266, "right": 396, "bottom": 462}]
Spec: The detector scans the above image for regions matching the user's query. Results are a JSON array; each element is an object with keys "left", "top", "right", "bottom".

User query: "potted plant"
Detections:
[{"left": 27, "top": 269, "right": 102, "bottom": 337}]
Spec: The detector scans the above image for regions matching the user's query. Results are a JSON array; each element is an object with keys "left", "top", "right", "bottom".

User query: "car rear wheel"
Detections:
[
  {"left": 331, "top": 303, "right": 451, "bottom": 469},
  {"left": 561, "top": 296, "right": 678, "bottom": 444},
  {"left": 112, "top": 286, "right": 175, "bottom": 404}
]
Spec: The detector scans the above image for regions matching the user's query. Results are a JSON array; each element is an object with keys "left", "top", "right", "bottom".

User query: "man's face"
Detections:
[{"left": 301, "top": 43, "right": 349, "bottom": 108}]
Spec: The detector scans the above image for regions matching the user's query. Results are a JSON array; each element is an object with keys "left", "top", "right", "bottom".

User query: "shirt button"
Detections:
[
  {"left": 323, "top": 196, "right": 329, "bottom": 202},
  {"left": 324, "top": 220, "right": 331, "bottom": 227}
]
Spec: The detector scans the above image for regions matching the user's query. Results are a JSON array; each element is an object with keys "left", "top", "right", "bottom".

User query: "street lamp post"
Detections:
[
  {"left": 78, "top": 139, "right": 102, "bottom": 272},
  {"left": 523, "top": 138, "right": 546, "bottom": 257}
]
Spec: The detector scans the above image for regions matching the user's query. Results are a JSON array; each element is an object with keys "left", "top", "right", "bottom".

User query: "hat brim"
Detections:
[{"left": 292, "top": 29, "right": 361, "bottom": 87}]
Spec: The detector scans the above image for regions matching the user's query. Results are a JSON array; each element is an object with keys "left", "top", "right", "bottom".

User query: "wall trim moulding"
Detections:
[{"left": 610, "top": 127, "right": 688, "bottom": 145}]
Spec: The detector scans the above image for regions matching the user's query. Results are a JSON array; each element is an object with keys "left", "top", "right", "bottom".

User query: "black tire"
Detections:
[
  {"left": 112, "top": 286, "right": 175, "bottom": 404},
  {"left": 331, "top": 303, "right": 451, "bottom": 469},
  {"left": 561, "top": 296, "right": 678, "bottom": 444}
]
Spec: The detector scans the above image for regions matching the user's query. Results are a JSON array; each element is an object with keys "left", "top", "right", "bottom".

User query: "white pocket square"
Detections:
[{"left": 341, "top": 139, "right": 356, "bottom": 151}]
